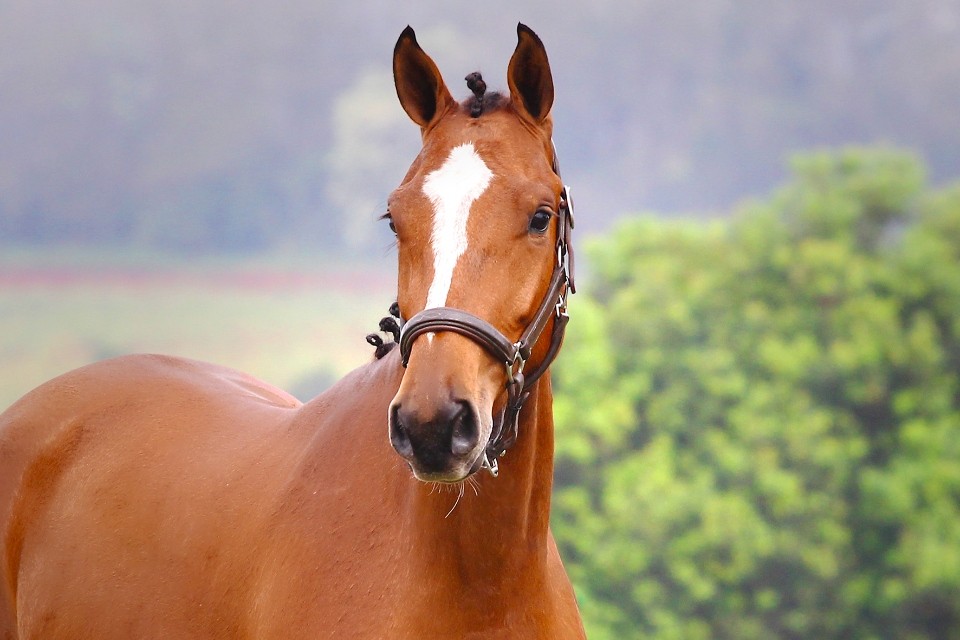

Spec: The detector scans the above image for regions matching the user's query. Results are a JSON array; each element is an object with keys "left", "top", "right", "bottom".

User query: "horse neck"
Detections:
[{"left": 403, "top": 374, "right": 556, "bottom": 580}]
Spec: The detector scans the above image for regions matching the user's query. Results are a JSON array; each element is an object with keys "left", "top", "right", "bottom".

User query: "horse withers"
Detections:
[{"left": 0, "top": 24, "right": 585, "bottom": 639}]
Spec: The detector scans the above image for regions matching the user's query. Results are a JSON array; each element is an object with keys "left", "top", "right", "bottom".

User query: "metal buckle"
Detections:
[
  {"left": 556, "top": 293, "right": 569, "bottom": 318},
  {"left": 481, "top": 452, "right": 499, "bottom": 477},
  {"left": 506, "top": 344, "right": 526, "bottom": 386},
  {"left": 558, "top": 244, "right": 571, "bottom": 286},
  {"left": 562, "top": 185, "right": 575, "bottom": 229}
]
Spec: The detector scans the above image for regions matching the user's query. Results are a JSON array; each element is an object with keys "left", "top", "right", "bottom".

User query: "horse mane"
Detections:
[
  {"left": 367, "top": 302, "right": 402, "bottom": 359},
  {"left": 463, "top": 71, "right": 507, "bottom": 117}
]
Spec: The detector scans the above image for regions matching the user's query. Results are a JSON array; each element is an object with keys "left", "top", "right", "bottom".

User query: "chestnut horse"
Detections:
[{"left": 0, "top": 24, "right": 585, "bottom": 639}]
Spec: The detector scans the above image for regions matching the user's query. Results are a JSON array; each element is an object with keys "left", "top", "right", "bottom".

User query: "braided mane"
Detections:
[{"left": 463, "top": 72, "right": 506, "bottom": 117}]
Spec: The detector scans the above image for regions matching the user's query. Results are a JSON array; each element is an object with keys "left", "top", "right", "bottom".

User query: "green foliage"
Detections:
[{"left": 552, "top": 148, "right": 960, "bottom": 639}]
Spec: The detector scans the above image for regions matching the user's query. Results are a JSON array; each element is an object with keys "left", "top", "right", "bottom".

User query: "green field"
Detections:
[{"left": 0, "top": 250, "right": 396, "bottom": 409}]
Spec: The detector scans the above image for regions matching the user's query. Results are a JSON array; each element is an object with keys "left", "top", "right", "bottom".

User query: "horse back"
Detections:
[{"left": 0, "top": 354, "right": 303, "bottom": 639}]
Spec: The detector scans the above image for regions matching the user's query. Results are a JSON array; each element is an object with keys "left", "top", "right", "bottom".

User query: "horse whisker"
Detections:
[
  {"left": 467, "top": 476, "right": 481, "bottom": 496},
  {"left": 445, "top": 482, "right": 465, "bottom": 519}
]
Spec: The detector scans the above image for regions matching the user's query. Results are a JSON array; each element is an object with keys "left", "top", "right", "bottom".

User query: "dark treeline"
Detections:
[{"left": 1, "top": 0, "right": 958, "bottom": 252}]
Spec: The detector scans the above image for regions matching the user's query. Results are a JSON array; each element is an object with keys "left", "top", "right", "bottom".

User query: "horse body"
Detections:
[
  {"left": 1, "top": 351, "right": 581, "bottom": 638},
  {"left": 1, "top": 24, "right": 585, "bottom": 639}
]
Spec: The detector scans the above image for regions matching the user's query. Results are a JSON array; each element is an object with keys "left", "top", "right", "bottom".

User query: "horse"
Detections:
[{"left": 0, "top": 24, "right": 585, "bottom": 639}]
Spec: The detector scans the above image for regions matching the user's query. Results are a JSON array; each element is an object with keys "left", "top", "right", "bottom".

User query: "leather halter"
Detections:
[{"left": 398, "top": 145, "right": 575, "bottom": 476}]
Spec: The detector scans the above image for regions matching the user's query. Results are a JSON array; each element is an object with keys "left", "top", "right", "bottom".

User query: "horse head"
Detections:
[{"left": 387, "top": 24, "right": 573, "bottom": 483}]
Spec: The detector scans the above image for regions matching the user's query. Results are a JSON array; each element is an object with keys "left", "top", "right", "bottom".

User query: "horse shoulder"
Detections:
[
  {"left": 246, "top": 353, "right": 413, "bottom": 638},
  {"left": 0, "top": 354, "right": 305, "bottom": 638}
]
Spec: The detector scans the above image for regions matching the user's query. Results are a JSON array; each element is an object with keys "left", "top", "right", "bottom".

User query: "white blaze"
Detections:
[{"left": 422, "top": 143, "right": 494, "bottom": 309}]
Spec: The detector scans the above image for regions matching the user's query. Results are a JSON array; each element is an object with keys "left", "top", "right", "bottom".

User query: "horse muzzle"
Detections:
[{"left": 388, "top": 393, "right": 492, "bottom": 482}]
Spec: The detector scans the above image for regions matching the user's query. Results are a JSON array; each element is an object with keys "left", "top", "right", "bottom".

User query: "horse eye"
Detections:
[
  {"left": 529, "top": 209, "right": 552, "bottom": 234},
  {"left": 385, "top": 215, "right": 397, "bottom": 235}
]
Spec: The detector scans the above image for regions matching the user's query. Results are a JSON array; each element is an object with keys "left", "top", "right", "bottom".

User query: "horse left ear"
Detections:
[
  {"left": 507, "top": 23, "right": 554, "bottom": 124},
  {"left": 393, "top": 26, "right": 457, "bottom": 129}
]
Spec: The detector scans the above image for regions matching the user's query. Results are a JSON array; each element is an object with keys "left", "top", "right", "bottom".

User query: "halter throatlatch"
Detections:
[{"left": 396, "top": 146, "right": 575, "bottom": 477}]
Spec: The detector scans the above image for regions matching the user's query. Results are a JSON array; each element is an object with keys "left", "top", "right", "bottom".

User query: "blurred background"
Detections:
[{"left": 2, "top": 1, "right": 959, "bottom": 637}]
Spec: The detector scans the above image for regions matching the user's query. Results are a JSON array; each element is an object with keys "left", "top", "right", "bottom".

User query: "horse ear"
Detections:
[
  {"left": 507, "top": 23, "right": 554, "bottom": 124},
  {"left": 393, "top": 26, "right": 456, "bottom": 128}
]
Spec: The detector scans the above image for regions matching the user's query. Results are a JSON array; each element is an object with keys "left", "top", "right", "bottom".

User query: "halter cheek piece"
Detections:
[{"left": 397, "top": 146, "right": 575, "bottom": 477}]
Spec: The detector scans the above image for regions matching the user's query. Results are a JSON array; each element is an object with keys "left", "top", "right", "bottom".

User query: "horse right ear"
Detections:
[
  {"left": 393, "top": 26, "right": 456, "bottom": 129},
  {"left": 507, "top": 23, "right": 554, "bottom": 124}
]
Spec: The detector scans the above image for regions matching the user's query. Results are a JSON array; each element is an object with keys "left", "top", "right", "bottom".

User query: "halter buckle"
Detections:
[
  {"left": 481, "top": 452, "right": 499, "bottom": 477},
  {"left": 561, "top": 184, "right": 575, "bottom": 229},
  {"left": 506, "top": 345, "right": 526, "bottom": 387}
]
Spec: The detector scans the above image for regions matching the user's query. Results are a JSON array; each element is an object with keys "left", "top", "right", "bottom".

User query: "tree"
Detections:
[{"left": 551, "top": 147, "right": 960, "bottom": 639}]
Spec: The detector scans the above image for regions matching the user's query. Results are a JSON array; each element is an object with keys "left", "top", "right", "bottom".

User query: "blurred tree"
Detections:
[
  {"left": 552, "top": 148, "right": 960, "bottom": 639},
  {"left": 324, "top": 68, "right": 417, "bottom": 252}
]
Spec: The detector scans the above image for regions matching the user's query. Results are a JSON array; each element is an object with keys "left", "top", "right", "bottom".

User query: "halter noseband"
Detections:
[{"left": 397, "top": 146, "right": 575, "bottom": 477}]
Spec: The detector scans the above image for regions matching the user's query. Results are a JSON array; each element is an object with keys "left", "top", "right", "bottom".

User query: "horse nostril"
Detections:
[
  {"left": 389, "top": 405, "right": 414, "bottom": 460},
  {"left": 389, "top": 398, "right": 482, "bottom": 474},
  {"left": 449, "top": 402, "right": 479, "bottom": 456}
]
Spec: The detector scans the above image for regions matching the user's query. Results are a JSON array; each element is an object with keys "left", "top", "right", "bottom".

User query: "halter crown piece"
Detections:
[{"left": 395, "top": 143, "right": 575, "bottom": 477}]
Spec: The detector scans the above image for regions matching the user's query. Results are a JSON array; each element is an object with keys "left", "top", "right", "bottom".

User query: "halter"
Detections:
[{"left": 398, "top": 145, "right": 575, "bottom": 476}]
